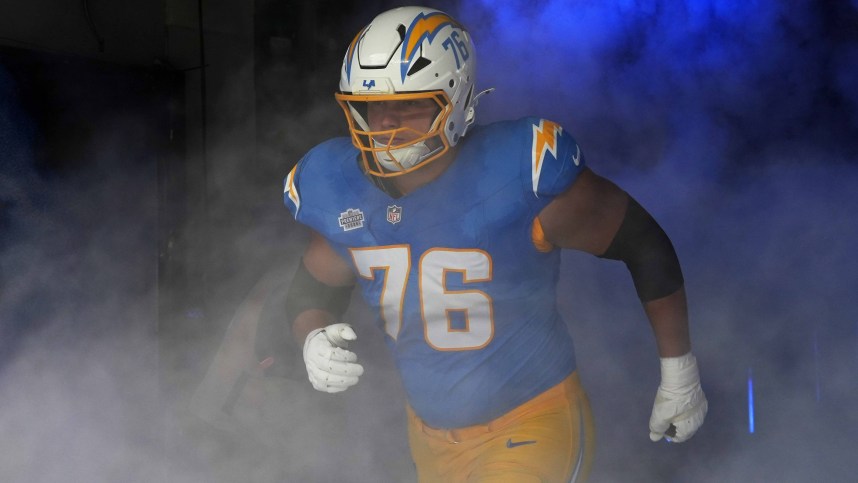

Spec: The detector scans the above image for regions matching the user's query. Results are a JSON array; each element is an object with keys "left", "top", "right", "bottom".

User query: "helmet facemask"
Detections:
[{"left": 336, "top": 90, "right": 452, "bottom": 177}]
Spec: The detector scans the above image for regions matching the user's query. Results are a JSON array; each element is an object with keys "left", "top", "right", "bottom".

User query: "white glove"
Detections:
[
  {"left": 649, "top": 352, "right": 708, "bottom": 443},
  {"left": 302, "top": 323, "right": 364, "bottom": 393}
]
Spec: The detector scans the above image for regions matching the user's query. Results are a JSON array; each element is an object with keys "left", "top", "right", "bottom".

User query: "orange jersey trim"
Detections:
[{"left": 531, "top": 217, "right": 554, "bottom": 253}]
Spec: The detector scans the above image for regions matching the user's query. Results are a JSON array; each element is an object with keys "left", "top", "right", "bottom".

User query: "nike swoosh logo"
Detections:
[{"left": 506, "top": 438, "right": 537, "bottom": 448}]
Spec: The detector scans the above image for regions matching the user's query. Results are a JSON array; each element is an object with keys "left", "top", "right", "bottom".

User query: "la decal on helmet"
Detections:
[{"left": 335, "top": 6, "right": 491, "bottom": 178}]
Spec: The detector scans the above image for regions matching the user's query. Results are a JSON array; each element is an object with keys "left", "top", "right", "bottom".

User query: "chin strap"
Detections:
[
  {"left": 465, "top": 87, "right": 495, "bottom": 126},
  {"left": 473, "top": 87, "right": 495, "bottom": 103},
  {"left": 374, "top": 140, "right": 432, "bottom": 172}
]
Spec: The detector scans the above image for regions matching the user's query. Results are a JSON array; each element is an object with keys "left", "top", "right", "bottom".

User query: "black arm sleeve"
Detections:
[
  {"left": 284, "top": 258, "right": 355, "bottom": 323},
  {"left": 598, "top": 195, "right": 684, "bottom": 302}
]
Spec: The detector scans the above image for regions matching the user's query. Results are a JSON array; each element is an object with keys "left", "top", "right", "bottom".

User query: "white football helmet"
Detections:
[{"left": 335, "top": 6, "right": 488, "bottom": 177}]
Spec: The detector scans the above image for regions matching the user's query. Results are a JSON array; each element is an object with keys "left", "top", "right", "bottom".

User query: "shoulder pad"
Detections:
[{"left": 283, "top": 138, "right": 356, "bottom": 220}]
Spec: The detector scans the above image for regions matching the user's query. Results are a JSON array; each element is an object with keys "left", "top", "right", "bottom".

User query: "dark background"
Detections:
[{"left": 1, "top": 0, "right": 857, "bottom": 481}]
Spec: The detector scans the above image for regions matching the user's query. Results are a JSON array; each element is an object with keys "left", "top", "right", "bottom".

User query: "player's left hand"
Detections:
[{"left": 649, "top": 352, "right": 708, "bottom": 443}]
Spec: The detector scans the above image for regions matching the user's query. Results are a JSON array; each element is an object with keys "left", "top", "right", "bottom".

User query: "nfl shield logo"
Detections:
[{"left": 386, "top": 205, "right": 402, "bottom": 224}]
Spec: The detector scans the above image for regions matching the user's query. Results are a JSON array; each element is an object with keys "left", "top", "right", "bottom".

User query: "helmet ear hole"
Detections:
[{"left": 449, "top": 79, "right": 455, "bottom": 88}]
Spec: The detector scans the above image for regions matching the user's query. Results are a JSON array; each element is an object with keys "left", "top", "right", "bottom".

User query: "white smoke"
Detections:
[{"left": 2, "top": 1, "right": 857, "bottom": 481}]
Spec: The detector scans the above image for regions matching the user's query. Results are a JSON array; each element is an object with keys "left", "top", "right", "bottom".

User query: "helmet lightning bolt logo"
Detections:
[
  {"left": 531, "top": 119, "right": 562, "bottom": 196},
  {"left": 400, "top": 12, "right": 458, "bottom": 81}
]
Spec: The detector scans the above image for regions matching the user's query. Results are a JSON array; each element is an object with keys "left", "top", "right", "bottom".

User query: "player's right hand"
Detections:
[{"left": 302, "top": 323, "right": 364, "bottom": 393}]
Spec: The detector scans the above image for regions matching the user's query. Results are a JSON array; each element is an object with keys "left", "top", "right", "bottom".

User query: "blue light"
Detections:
[
  {"left": 747, "top": 366, "right": 755, "bottom": 434},
  {"left": 813, "top": 330, "right": 821, "bottom": 402}
]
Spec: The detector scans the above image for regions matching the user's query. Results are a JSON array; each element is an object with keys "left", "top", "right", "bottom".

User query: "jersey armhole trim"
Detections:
[{"left": 532, "top": 217, "right": 555, "bottom": 253}]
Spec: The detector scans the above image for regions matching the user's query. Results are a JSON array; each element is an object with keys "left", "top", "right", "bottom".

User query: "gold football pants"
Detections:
[{"left": 406, "top": 372, "right": 595, "bottom": 482}]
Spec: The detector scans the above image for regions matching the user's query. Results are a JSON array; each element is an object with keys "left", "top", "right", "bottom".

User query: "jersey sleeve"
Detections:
[{"left": 524, "top": 117, "right": 586, "bottom": 198}]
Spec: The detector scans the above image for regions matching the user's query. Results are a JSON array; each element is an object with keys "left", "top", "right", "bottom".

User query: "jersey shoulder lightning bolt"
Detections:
[{"left": 526, "top": 117, "right": 584, "bottom": 198}]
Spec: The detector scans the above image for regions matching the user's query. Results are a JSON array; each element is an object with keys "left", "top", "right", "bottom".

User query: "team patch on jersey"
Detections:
[
  {"left": 387, "top": 205, "right": 402, "bottom": 224},
  {"left": 338, "top": 208, "right": 365, "bottom": 231},
  {"left": 531, "top": 119, "right": 563, "bottom": 196}
]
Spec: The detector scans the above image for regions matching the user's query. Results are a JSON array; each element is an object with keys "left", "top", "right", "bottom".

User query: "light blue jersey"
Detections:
[{"left": 285, "top": 117, "right": 586, "bottom": 428}]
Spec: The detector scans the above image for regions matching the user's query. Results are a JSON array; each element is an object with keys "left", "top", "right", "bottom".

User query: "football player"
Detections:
[{"left": 282, "top": 6, "right": 707, "bottom": 482}]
